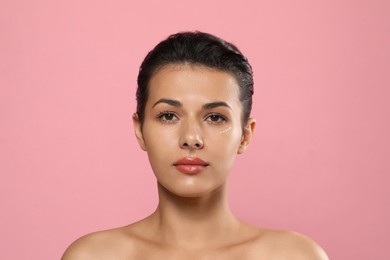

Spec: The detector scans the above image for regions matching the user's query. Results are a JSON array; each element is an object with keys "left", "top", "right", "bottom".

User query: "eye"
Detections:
[
  {"left": 156, "top": 111, "right": 179, "bottom": 123},
  {"left": 205, "top": 113, "right": 227, "bottom": 124}
]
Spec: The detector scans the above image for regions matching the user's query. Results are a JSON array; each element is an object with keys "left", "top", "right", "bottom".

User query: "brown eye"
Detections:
[
  {"left": 210, "top": 115, "right": 221, "bottom": 121},
  {"left": 164, "top": 113, "right": 175, "bottom": 120},
  {"left": 156, "top": 111, "right": 179, "bottom": 123},
  {"left": 205, "top": 113, "right": 227, "bottom": 124}
]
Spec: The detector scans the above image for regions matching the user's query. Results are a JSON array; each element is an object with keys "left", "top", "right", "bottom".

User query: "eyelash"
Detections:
[
  {"left": 156, "top": 111, "right": 179, "bottom": 124},
  {"left": 155, "top": 111, "right": 228, "bottom": 125},
  {"left": 205, "top": 113, "right": 228, "bottom": 125}
]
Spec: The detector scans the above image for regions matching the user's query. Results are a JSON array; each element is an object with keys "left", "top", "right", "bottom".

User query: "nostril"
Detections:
[{"left": 181, "top": 141, "right": 203, "bottom": 149}]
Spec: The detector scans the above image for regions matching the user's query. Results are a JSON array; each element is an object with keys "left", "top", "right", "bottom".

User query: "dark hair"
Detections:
[{"left": 136, "top": 31, "right": 254, "bottom": 126}]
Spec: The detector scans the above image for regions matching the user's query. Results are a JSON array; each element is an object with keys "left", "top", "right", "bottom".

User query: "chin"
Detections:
[{"left": 158, "top": 181, "right": 225, "bottom": 199}]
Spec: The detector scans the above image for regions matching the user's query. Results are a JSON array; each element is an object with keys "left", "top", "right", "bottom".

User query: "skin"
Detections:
[{"left": 62, "top": 64, "right": 329, "bottom": 260}]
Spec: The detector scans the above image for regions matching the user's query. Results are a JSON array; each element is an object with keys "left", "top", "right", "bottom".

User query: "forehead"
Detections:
[{"left": 147, "top": 64, "right": 241, "bottom": 105}]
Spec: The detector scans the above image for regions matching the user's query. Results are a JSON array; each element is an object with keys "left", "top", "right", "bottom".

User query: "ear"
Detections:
[
  {"left": 238, "top": 118, "right": 256, "bottom": 154},
  {"left": 132, "top": 113, "right": 147, "bottom": 151}
]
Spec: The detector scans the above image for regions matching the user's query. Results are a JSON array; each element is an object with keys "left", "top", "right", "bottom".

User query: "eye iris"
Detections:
[
  {"left": 165, "top": 113, "right": 174, "bottom": 120},
  {"left": 211, "top": 115, "right": 220, "bottom": 121}
]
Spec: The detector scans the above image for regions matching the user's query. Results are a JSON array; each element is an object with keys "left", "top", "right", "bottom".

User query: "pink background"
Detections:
[{"left": 1, "top": 0, "right": 389, "bottom": 259}]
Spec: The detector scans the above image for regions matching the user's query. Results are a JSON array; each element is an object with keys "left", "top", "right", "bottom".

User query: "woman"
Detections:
[{"left": 62, "top": 32, "right": 328, "bottom": 259}]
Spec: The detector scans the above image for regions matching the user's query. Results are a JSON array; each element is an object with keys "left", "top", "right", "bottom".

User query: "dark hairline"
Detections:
[{"left": 136, "top": 31, "right": 254, "bottom": 130}]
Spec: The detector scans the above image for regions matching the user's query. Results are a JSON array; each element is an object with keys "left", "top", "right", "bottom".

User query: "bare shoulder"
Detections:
[
  {"left": 61, "top": 227, "right": 137, "bottom": 260},
  {"left": 255, "top": 228, "right": 329, "bottom": 260}
]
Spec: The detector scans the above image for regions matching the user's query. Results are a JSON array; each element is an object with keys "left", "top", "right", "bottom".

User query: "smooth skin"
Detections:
[{"left": 62, "top": 65, "right": 328, "bottom": 260}]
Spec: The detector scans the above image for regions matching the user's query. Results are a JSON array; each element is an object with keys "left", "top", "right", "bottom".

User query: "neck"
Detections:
[{"left": 150, "top": 182, "right": 242, "bottom": 249}]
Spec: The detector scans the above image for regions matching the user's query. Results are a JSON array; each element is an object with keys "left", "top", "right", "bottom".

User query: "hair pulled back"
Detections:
[{"left": 136, "top": 31, "right": 254, "bottom": 125}]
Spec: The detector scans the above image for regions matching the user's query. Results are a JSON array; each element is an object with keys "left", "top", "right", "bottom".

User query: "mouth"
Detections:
[{"left": 173, "top": 157, "right": 209, "bottom": 175}]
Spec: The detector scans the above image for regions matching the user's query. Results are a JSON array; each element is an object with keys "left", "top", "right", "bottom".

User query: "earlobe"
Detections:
[
  {"left": 238, "top": 118, "right": 256, "bottom": 154},
  {"left": 132, "top": 113, "right": 147, "bottom": 151}
]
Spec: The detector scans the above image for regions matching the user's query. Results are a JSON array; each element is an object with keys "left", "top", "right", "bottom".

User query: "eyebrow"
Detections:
[
  {"left": 202, "top": 101, "right": 231, "bottom": 110},
  {"left": 152, "top": 98, "right": 231, "bottom": 110},
  {"left": 152, "top": 98, "right": 182, "bottom": 108}
]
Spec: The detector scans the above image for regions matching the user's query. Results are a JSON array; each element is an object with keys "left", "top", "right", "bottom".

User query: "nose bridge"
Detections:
[{"left": 180, "top": 115, "right": 203, "bottom": 149}]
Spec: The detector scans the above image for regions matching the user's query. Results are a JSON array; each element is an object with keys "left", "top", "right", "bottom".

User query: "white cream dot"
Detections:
[{"left": 219, "top": 126, "right": 232, "bottom": 134}]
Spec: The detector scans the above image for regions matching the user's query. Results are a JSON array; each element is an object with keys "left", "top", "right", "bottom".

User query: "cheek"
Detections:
[
  {"left": 219, "top": 126, "right": 232, "bottom": 134},
  {"left": 142, "top": 125, "right": 178, "bottom": 164},
  {"left": 206, "top": 127, "right": 242, "bottom": 157}
]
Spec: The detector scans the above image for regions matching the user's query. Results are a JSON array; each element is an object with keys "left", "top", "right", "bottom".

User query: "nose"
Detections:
[{"left": 179, "top": 121, "right": 204, "bottom": 150}]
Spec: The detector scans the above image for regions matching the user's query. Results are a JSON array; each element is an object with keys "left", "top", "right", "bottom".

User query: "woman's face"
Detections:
[{"left": 133, "top": 64, "right": 254, "bottom": 197}]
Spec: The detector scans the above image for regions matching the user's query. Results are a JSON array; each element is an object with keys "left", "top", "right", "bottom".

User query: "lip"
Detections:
[{"left": 173, "top": 157, "right": 209, "bottom": 175}]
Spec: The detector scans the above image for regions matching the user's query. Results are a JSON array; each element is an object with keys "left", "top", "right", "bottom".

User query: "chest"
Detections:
[{"left": 130, "top": 246, "right": 263, "bottom": 260}]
